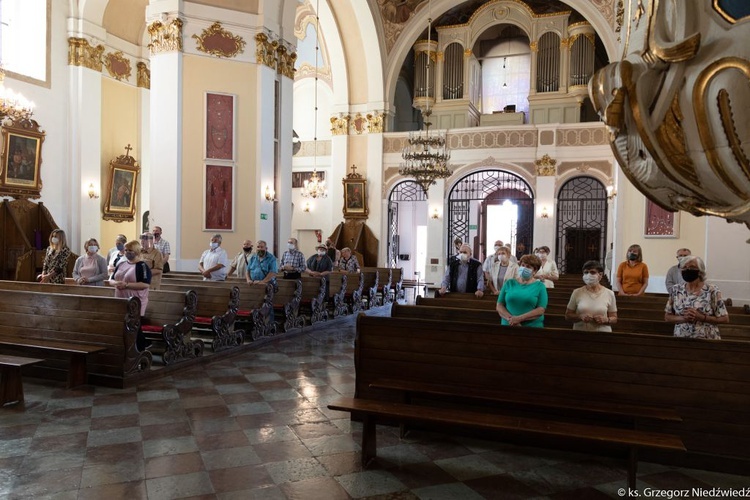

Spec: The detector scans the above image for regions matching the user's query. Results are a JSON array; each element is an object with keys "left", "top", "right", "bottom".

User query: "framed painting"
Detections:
[
  {"left": 205, "top": 92, "right": 235, "bottom": 161},
  {"left": 1, "top": 123, "right": 45, "bottom": 198},
  {"left": 204, "top": 164, "right": 234, "bottom": 231},
  {"left": 103, "top": 147, "right": 140, "bottom": 222},
  {"left": 342, "top": 177, "right": 368, "bottom": 219},
  {"left": 644, "top": 199, "right": 680, "bottom": 238}
]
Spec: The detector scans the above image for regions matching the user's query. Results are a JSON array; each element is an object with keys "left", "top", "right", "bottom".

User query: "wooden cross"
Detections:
[
  {"left": 350, "top": 164, "right": 357, "bottom": 175},
  {"left": 124, "top": 144, "right": 133, "bottom": 156}
]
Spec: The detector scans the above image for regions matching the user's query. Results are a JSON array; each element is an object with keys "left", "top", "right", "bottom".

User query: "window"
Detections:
[{"left": 1, "top": 0, "right": 49, "bottom": 84}]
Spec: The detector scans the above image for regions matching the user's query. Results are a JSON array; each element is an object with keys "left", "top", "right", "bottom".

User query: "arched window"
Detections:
[
  {"left": 1, "top": 0, "right": 49, "bottom": 84},
  {"left": 536, "top": 32, "right": 560, "bottom": 93}
]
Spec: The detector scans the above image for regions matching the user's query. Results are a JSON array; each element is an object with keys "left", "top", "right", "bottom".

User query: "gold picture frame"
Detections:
[
  {"left": 103, "top": 146, "right": 140, "bottom": 222},
  {"left": 342, "top": 165, "right": 368, "bottom": 219},
  {"left": 0, "top": 121, "right": 45, "bottom": 199}
]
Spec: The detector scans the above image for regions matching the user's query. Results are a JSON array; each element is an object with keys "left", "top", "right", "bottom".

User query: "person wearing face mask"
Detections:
[
  {"left": 306, "top": 243, "right": 333, "bottom": 278},
  {"left": 483, "top": 243, "right": 518, "bottom": 295},
  {"left": 616, "top": 244, "right": 649, "bottom": 296},
  {"left": 246, "top": 240, "right": 277, "bottom": 285},
  {"left": 139, "top": 233, "right": 164, "bottom": 290},
  {"left": 38, "top": 229, "right": 71, "bottom": 284},
  {"left": 280, "top": 238, "right": 306, "bottom": 279},
  {"left": 152, "top": 226, "right": 171, "bottom": 273},
  {"left": 665, "top": 256, "right": 729, "bottom": 339},
  {"left": 565, "top": 261, "right": 618, "bottom": 332},
  {"left": 534, "top": 245, "right": 559, "bottom": 288},
  {"left": 665, "top": 248, "right": 691, "bottom": 291},
  {"left": 107, "top": 234, "right": 128, "bottom": 274},
  {"left": 496, "top": 254, "right": 548, "bottom": 327},
  {"left": 229, "top": 239, "right": 254, "bottom": 278},
  {"left": 109, "top": 240, "right": 152, "bottom": 316},
  {"left": 199, "top": 234, "right": 230, "bottom": 281},
  {"left": 438, "top": 244, "right": 485, "bottom": 298},
  {"left": 72, "top": 238, "right": 108, "bottom": 286}
]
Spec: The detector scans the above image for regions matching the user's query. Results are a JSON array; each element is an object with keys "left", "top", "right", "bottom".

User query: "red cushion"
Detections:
[
  {"left": 194, "top": 316, "right": 212, "bottom": 325},
  {"left": 237, "top": 309, "right": 253, "bottom": 317},
  {"left": 141, "top": 324, "right": 163, "bottom": 333}
]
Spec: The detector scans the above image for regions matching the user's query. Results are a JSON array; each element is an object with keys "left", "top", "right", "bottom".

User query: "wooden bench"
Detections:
[
  {"left": 326, "top": 273, "right": 349, "bottom": 318},
  {"left": 341, "top": 271, "right": 365, "bottom": 314},
  {"left": 345, "top": 313, "right": 750, "bottom": 473},
  {"left": 0, "top": 281, "right": 202, "bottom": 365},
  {"left": 299, "top": 276, "right": 328, "bottom": 324},
  {"left": 0, "top": 354, "right": 44, "bottom": 405},
  {"left": 359, "top": 269, "right": 379, "bottom": 308},
  {"left": 273, "top": 279, "right": 304, "bottom": 332},
  {"left": 0, "top": 289, "right": 147, "bottom": 387}
]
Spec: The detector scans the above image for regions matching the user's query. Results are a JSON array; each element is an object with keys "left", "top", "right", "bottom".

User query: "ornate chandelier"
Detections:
[
  {"left": 399, "top": 8, "right": 451, "bottom": 196},
  {"left": 301, "top": 0, "right": 327, "bottom": 200},
  {"left": 0, "top": 64, "right": 35, "bottom": 121}
]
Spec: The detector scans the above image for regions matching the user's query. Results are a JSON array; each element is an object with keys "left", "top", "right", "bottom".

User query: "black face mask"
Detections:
[
  {"left": 628, "top": 252, "right": 638, "bottom": 261},
  {"left": 257, "top": 250, "right": 266, "bottom": 258},
  {"left": 681, "top": 269, "right": 701, "bottom": 282},
  {"left": 243, "top": 247, "right": 253, "bottom": 253}
]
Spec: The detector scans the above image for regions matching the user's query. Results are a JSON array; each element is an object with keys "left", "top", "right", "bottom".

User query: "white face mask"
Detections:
[
  {"left": 494, "top": 246, "right": 502, "bottom": 252},
  {"left": 210, "top": 241, "right": 219, "bottom": 249},
  {"left": 287, "top": 243, "right": 295, "bottom": 250},
  {"left": 459, "top": 253, "right": 469, "bottom": 262},
  {"left": 88, "top": 245, "right": 98, "bottom": 253},
  {"left": 536, "top": 252, "right": 547, "bottom": 259},
  {"left": 50, "top": 237, "right": 60, "bottom": 245},
  {"left": 499, "top": 255, "right": 509, "bottom": 264},
  {"left": 583, "top": 273, "right": 600, "bottom": 285},
  {"left": 317, "top": 250, "right": 326, "bottom": 256}
]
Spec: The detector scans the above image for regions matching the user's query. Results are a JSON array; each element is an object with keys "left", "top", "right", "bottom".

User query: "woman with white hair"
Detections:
[{"left": 664, "top": 256, "right": 729, "bottom": 339}]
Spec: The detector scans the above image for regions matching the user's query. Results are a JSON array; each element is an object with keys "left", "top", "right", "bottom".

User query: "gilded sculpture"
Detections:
[{"left": 68, "top": 37, "right": 104, "bottom": 72}]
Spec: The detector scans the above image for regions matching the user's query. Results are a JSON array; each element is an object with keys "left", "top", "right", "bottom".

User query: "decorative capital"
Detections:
[
  {"left": 463, "top": 48, "right": 472, "bottom": 58},
  {"left": 436, "top": 51, "right": 444, "bottom": 62},
  {"left": 276, "top": 44, "right": 297, "bottom": 79},
  {"left": 68, "top": 37, "right": 104, "bottom": 71},
  {"left": 535, "top": 154, "right": 557, "bottom": 176},
  {"left": 136, "top": 62, "right": 150, "bottom": 89},
  {"left": 148, "top": 18, "right": 183, "bottom": 55},
  {"left": 192, "top": 21, "right": 246, "bottom": 58},
  {"left": 255, "top": 32, "right": 278, "bottom": 69},
  {"left": 529, "top": 40, "right": 538, "bottom": 52},
  {"left": 330, "top": 114, "right": 350, "bottom": 135},
  {"left": 105, "top": 51, "right": 131, "bottom": 81}
]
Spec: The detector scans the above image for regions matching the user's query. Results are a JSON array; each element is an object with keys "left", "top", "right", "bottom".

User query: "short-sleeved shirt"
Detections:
[
  {"left": 247, "top": 252, "right": 277, "bottom": 282},
  {"left": 200, "top": 247, "right": 230, "bottom": 281},
  {"left": 112, "top": 260, "right": 151, "bottom": 316},
  {"left": 566, "top": 286, "right": 618, "bottom": 332},
  {"left": 617, "top": 261, "right": 649, "bottom": 294},
  {"left": 665, "top": 283, "right": 728, "bottom": 339},
  {"left": 498, "top": 279, "right": 548, "bottom": 328},
  {"left": 280, "top": 249, "right": 306, "bottom": 274}
]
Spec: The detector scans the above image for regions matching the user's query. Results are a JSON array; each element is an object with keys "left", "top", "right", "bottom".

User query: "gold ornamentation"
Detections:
[
  {"left": 436, "top": 51, "right": 444, "bottom": 62},
  {"left": 560, "top": 37, "right": 571, "bottom": 49},
  {"left": 255, "top": 33, "right": 278, "bottom": 69},
  {"left": 147, "top": 18, "right": 183, "bottom": 54},
  {"left": 535, "top": 154, "right": 557, "bottom": 176},
  {"left": 136, "top": 62, "right": 150, "bottom": 89},
  {"left": 654, "top": 93, "right": 701, "bottom": 188},
  {"left": 367, "top": 112, "right": 385, "bottom": 133},
  {"left": 276, "top": 45, "right": 297, "bottom": 79},
  {"left": 718, "top": 89, "right": 750, "bottom": 183},
  {"left": 529, "top": 41, "right": 538, "bottom": 52},
  {"left": 330, "top": 115, "right": 349, "bottom": 136},
  {"left": 192, "top": 22, "right": 246, "bottom": 58},
  {"left": 463, "top": 48, "right": 472, "bottom": 58},
  {"left": 104, "top": 51, "right": 131, "bottom": 81},
  {"left": 712, "top": 0, "right": 750, "bottom": 24},
  {"left": 68, "top": 37, "right": 104, "bottom": 71},
  {"left": 615, "top": 0, "right": 625, "bottom": 41}
]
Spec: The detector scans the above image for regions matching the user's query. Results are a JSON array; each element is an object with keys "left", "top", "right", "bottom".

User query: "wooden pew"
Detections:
[
  {"left": 273, "top": 279, "right": 304, "bottom": 332},
  {"left": 299, "top": 276, "right": 328, "bottom": 324},
  {"left": 390, "top": 268, "right": 404, "bottom": 301},
  {"left": 340, "top": 271, "right": 364, "bottom": 314},
  {"left": 340, "top": 313, "right": 750, "bottom": 474},
  {"left": 360, "top": 268, "right": 379, "bottom": 308},
  {"left": 0, "top": 354, "right": 44, "bottom": 405},
  {"left": 0, "top": 289, "right": 149, "bottom": 387},
  {"left": 0, "top": 281, "right": 203, "bottom": 366},
  {"left": 326, "top": 273, "right": 349, "bottom": 318}
]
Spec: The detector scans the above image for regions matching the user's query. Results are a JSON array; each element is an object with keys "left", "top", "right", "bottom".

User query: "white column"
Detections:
[
  {"left": 149, "top": 50, "right": 183, "bottom": 268},
  {"left": 425, "top": 179, "right": 446, "bottom": 286},
  {"left": 533, "top": 175, "right": 556, "bottom": 250},
  {"left": 276, "top": 72, "right": 294, "bottom": 249},
  {"left": 139, "top": 85, "right": 151, "bottom": 230},
  {"left": 367, "top": 132, "right": 384, "bottom": 263},
  {"left": 68, "top": 63, "right": 102, "bottom": 253},
  {"left": 256, "top": 64, "right": 277, "bottom": 250},
  {"left": 329, "top": 133, "right": 348, "bottom": 223}
]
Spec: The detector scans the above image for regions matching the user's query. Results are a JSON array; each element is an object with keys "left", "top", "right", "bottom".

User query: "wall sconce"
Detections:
[
  {"left": 431, "top": 208, "right": 440, "bottom": 219},
  {"left": 264, "top": 185, "right": 275, "bottom": 202},
  {"left": 606, "top": 184, "right": 617, "bottom": 200},
  {"left": 87, "top": 183, "right": 99, "bottom": 199},
  {"left": 303, "top": 201, "right": 311, "bottom": 213},
  {"left": 540, "top": 206, "right": 549, "bottom": 219}
]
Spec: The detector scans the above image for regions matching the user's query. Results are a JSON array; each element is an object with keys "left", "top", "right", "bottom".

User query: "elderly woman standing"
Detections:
[
  {"left": 109, "top": 240, "right": 151, "bottom": 317},
  {"left": 496, "top": 254, "right": 548, "bottom": 327},
  {"left": 72, "top": 238, "right": 108, "bottom": 286},
  {"left": 534, "top": 245, "right": 559, "bottom": 288},
  {"left": 565, "top": 261, "right": 618, "bottom": 332},
  {"left": 38, "top": 229, "right": 71, "bottom": 284},
  {"left": 665, "top": 256, "right": 729, "bottom": 339},
  {"left": 484, "top": 245, "right": 519, "bottom": 295}
]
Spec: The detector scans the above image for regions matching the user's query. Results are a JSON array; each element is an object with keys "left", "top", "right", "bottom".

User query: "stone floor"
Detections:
[{"left": 0, "top": 306, "right": 747, "bottom": 499}]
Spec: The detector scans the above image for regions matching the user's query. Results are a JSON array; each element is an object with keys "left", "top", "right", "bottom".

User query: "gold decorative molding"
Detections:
[
  {"left": 328, "top": 112, "right": 385, "bottom": 135},
  {"left": 560, "top": 37, "right": 571, "bottom": 49},
  {"left": 330, "top": 115, "right": 349, "bottom": 136},
  {"left": 463, "top": 48, "right": 472, "bottom": 58},
  {"left": 68, "top": 37, "right": 104, "bottom": 71},
  {"left": 104, "top": 51, "right": 131, "bottom": 81},
  {"left": 136, "top": 62, "right": 150, "bottom": 89},
  {"left": 192, "top": 21, "right": 246, "bottom": 58},
  {"left": 255, "top": 33, "right": 278, "bottom": 69},
  {"left": 366, "top": 112, "right": 385, "bottom": 134},
  {"left": 615, "top": 0, "right": 625, "bottom": 42},
  {"left": 535, "top": 154, "right": 557, "bottom": 176},
  {"left": 436, "top": 51, "right": 444, "bottom": 62},
  {"left": 147, "top": 18, "right": 183, "bottom": 55},
  {"left": 529, "top": 41, "right": 538, "bottom": 52},
  {"left": 276, "top": 45, "right": 297, "bottom": 79}
]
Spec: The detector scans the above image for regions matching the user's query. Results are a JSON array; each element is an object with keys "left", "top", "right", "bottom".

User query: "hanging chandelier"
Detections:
[
  {"left": 399, "top": 6, "right": 451, "bottom": 196},
  {"left": 301, "top": 0, "right": 327, "bottom": 199},
  {"left": 0, "top": 64, "right": 35, "bottom": 121}
]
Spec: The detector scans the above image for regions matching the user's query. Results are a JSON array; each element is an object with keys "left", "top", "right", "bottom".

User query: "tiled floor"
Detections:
[{"left": 1, "top": 306, "right": 747, "bottom": 499}]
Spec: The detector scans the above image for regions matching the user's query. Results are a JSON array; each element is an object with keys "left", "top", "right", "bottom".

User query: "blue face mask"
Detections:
[
  {"left": 519, "top": 267, "right": 533, "bottom": 280},
  {"left": 116, "top": 243, "right": 125, "bottom": 251}
]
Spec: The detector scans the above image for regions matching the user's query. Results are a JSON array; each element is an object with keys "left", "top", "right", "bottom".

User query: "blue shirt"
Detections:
[
  {"left": 498, "top": 279, "right": 548, "bottom": 328},
  {"left": 247, "top": 252, "right": 278, "bottom": 281}
]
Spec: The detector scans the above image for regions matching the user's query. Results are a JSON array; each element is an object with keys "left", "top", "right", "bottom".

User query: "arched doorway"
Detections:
[
  {"left": 555, "top": 176, "right": 608, "bottom": 274},
  {"left": 448, "top": 170, "right": 534, "bottom": 261},
  {"left": 388, "top": 181, "right": 428, "bottom": 274}
]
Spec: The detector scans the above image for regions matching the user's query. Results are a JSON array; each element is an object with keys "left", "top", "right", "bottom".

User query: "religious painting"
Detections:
[
  {"left": 205, "top": 92, "right": 235, "bottom": 160},
  {"left": 0, "top": 124, "right": 45, "bottom": 198},
  {"left": 204, "top": 164, "right": 233, "bottom": 231},
  {"left": 103, "top": 147, "right": 140, "bottom": 222},
  {"left": 342, "top": 178, "right": 368, "bottom": 218},
  {"left": 644, "top": 199, "right": 680, "bottom": 238}
]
